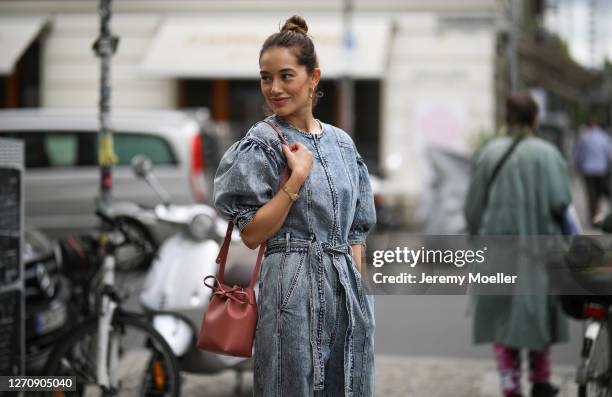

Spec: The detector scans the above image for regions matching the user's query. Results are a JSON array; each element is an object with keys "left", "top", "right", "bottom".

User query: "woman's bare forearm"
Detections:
[{"left": 240, "top": 174, "right": 305, "bottom": 249}]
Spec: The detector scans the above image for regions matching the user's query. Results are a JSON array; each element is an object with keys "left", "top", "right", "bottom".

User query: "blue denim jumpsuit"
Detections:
[{"left": 213, "top": 114, "right": 376, "bottom": 396}]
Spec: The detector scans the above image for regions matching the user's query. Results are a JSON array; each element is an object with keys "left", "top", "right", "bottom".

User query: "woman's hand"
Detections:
[
  {"left": 240, "top": 143, "right": 312, "bottom": 249},
  {"left": 282, "top": 143, "right": 312, "bottom": 183}
]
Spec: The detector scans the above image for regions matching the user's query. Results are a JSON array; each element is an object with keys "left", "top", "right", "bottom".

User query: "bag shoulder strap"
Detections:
[
  {"left": 261, "top": 119, "right": 290, "bottom": 200},
  {"left": 262, "top": 119, "right": 289, "bottom": 145},
  {"left": 215, "top": 119, "right": 290, "bottom": 288},
  {"left": 482, "top": 136, "right": 524, "bottom": 209}
]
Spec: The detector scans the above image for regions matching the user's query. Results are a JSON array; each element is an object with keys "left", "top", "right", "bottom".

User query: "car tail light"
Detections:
[
  {"left": 583, "top": 304, "right": 607, "bottom": 320},
  {"left": 189, "top": 133, "right": 207, "bottom": 203},
  {"left": 374, "top": 193, "right": 383, "bottom": 208}
]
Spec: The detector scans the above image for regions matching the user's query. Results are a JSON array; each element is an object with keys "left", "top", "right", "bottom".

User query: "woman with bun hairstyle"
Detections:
[{"left": 213, "top": 15, "right": 376, "bottom": 396}]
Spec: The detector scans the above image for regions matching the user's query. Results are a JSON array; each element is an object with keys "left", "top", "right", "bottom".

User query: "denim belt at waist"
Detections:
[{"left": 266, "top": 235, "right": 352, "bottom": 257}]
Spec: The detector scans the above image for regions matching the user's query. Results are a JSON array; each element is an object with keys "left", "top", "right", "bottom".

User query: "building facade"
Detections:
[{"left": 0, "top": 0, "right": 506, "bottom": 226}]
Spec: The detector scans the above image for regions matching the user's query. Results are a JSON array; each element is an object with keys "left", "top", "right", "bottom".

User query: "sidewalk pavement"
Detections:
[
  {"left": 180, "top": 354, "right": 578, "bottom": 397},
  {"left": 179, "top": 173, "right": 592, "bottom": 397}
]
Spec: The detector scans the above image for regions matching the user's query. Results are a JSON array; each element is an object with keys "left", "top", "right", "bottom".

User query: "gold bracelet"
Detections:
[{"left": 283, "top": 185, "right": 299, "bottom": 202}]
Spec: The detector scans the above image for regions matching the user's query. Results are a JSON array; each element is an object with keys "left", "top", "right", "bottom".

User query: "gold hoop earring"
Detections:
[{"left": 308, "top": 87, "right": 314, "bottom": 100}]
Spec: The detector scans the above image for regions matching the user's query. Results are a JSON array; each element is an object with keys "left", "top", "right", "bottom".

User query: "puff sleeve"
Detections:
[
  {"left": 348, "top": 153, "right": 377, "bottom": 245},
  {"left": 213, "top": 134, "right": 283, "bottom": 231}
]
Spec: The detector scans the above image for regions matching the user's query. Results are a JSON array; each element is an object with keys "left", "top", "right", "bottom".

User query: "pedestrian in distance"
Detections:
[
  {"left": 574, "top": 114, "right": 612, "bottom": 224},
  {"left": 465, "top": 93, "right": 570, "bottom": 397},
  {"left": 213, "top": 15, "right": 377, "bottom": 396}
]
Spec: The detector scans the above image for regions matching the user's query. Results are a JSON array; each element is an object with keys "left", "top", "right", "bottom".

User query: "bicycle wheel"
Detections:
[
  {"left": 579, "top": 320, "right": 612, "bottom": 397},
  {"left": 43, "top": 313, "right": 181, "bottom": 396}
]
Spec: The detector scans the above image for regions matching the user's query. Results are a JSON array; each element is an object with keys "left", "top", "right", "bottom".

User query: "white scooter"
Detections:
[{"left": 131, "top": 156, "right": 257, "bottom": 393}]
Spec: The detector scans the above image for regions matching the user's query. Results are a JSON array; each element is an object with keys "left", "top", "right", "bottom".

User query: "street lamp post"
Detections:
[
  {"left": 340, "top": 0, "right": 355, "bottom": 136},
  {"left": 93, "top": 0, "right": 119, "bottom": 210},
  {"left": 505, "top": 0, "right": 521, "bottom": 91}
]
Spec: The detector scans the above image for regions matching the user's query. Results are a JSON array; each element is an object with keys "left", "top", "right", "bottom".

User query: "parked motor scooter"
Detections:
[{"left": 132, "top": 155, "right": 257, "bottom": 393}]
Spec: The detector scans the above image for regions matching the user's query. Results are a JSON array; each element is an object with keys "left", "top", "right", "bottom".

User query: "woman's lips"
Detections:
[{"left": 270, "top": 97, "right": 290, "bottom": 107}]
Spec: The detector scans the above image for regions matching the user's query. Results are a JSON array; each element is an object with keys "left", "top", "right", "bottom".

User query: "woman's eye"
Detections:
[
  {"left": 260, "top": 75, "right": 270, "bottom": 82},
  {"left": 282, "top": 73, "right": 293, "bottom": 79}
]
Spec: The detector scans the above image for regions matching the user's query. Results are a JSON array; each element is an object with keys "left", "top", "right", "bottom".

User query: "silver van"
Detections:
[{"left": 0, "top": 108, "right": 210, "bottom": 238}]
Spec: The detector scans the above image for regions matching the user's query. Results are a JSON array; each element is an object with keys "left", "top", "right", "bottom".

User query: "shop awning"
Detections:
[
  {"left": 141, "top": 14, "right": 391, "bottom": 79},
  {"left": 0, "top": 16, "right": 47, "bottom": 75}
]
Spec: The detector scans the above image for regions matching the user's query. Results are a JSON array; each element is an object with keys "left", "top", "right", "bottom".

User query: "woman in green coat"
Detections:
[{"left": 464, "top": 93, "right": 571, "bottom": 397}]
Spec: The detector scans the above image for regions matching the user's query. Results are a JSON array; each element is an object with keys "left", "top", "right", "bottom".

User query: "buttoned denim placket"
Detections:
[
  {"left": 326, "top": 244, "right": 357, "bottom": 397},
  {"left": 314, "top": 132, "right": 332, "bottom": 391},
  {"left": 306, "top": 241, "right": 355, "bottom": 394},
  {"left": 307, "top": 241, "right": 325, "bottom": 391},
  {"left": 312, "top": 132, "right": 340, "bottom": 245},
  {"left": 309, "top": 131, "right": 361, "bottom": 395},
  {"left": 268, "top": 120, "right": 325, "bottom": 393}
]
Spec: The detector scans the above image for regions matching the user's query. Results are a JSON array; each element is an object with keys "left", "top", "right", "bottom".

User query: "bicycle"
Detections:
[
  {"left": 573, "top": 299, "right": 612, "bottom": 397},
  {"left": 42, "top": 209, "right": 181, "bottom": 396},
  {"left": 559, "top": 217, "right": 612, "bottom": 397}
]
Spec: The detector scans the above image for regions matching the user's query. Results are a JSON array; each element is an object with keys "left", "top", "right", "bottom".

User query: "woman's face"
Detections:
[{"left": 259, "top": 46, "right": 320, "bottom": 117}]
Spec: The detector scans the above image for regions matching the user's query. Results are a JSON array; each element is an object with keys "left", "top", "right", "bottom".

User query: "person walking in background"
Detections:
[
  {"left": 574, "top": 115, "right": 611, "bottom": 223},
  {"left": 465, "top": 93, "right": 570, "bottom": 397}
]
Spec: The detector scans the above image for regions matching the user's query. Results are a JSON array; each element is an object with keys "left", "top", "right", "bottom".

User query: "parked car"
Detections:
[
  {"left": 23, "top": 227, "right": 71, "bottom": 375},
  {"left": 0, "top": 108, "right": 211, "bottom": 239}
]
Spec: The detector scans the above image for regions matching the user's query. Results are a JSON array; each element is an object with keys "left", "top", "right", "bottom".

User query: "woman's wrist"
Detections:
[
  {"left": 287, "top": 172, "right": 307, "bottom": 188},
  {"left": 281, "top": 174, "right": 305, "bottom": 203}
]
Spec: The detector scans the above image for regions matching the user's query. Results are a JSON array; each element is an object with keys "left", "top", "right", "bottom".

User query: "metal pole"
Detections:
[
  {"left": 588, "top": 0, "right": 596, "bottom": 67},
  {"left": 93, "top": 0, "right": 118, "bottom": 209},
  {"left": 506, "top": 0, "right": 521, "bottom": 91},
  {"left": 340, "top": 0, "right": 355, "bottom": 136}
]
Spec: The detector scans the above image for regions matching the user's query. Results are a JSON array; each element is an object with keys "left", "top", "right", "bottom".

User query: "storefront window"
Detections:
[{"left": 179, "top": 78, "right": 380, "bottom": 169}]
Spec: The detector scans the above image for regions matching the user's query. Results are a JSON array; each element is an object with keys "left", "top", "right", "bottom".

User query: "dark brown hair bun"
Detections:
[
  {"left": 281, "top": 15, "right": 308, "bottom": 35},
  {"left": 260, "top": 15, "right": 318, "bottom": 75}
]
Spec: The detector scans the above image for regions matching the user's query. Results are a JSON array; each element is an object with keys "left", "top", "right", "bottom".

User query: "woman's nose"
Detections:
[{"left": 270, "top": 79, "right": 282, "bottom": 95}]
